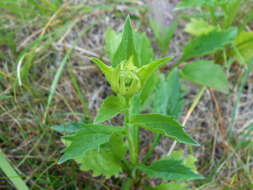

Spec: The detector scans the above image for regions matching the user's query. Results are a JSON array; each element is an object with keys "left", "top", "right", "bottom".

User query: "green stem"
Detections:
[
  {"left": 124, "top": 97, "right": 137, "bottom": 165},
  {"left": 207, "top": 5, "right": 217, "bottom": 26}
]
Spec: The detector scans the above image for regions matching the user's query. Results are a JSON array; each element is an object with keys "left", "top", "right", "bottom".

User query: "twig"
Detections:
[{"left": 167, "top": 86, "right": 206, "bottom": 156}]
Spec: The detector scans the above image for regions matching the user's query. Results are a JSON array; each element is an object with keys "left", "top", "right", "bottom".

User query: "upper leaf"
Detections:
[
  {"left": 58, "top": 124, "right": 123, "bottom": 163},
  {"left": 91, "top": 58, "right": 114, "bottom": 86},
  {"left": 105, "top": 28, "right": 122, "bottom": 61},
  {"left": 78, "top": 134, "right": 127, "bottom": 178},
  {"left": 184, "top": 18, "right": 215, "bottom": 36},
  {"left": 133, "top": 32, "right": 154, "bottom": 66},
  {"left": 131, "top": 114, "right": 198, "bottom": 145},
  {"left": 136, "top": 158, "right": 204, "bottom": 181},
  {"left": 180, "top": 60, "right": 229, "bottom": 93},
  {"left": 137, "top": 57, "right": 172, "bottom": 87},
  {"left": 112, "top": 15, "right": 139, "bottom": 67},
  {"left": 153, "top": 68, "right": 186, "bottom": 118},
  {"left": 181, "top": 27, "right": 237, "bottom": 61},
  {"left": 95, "top": 95, "right": 127, "bottom": 123}
]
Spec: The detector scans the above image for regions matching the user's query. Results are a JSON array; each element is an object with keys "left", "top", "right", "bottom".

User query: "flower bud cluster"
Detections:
[{"left": 112, "top": 57, "right": 141, "bottom": 97}]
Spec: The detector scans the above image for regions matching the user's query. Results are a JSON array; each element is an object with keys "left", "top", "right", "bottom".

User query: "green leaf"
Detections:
[
  {"left": 95, "top": 95, "right": 127, "bottom": 123},
  {"left": 170, "top": 150, "right": 184, "bottom": 161},
  {"left": 136, "top": 159, "right": 203, "bottom": 181},
  {"left": 181, "top": 60, "right": 229, "bottom": 93},
  {"left": 184, "top": 18, "right": 215, "bottom": 36},
  {"left": 137, "top": 57, "right": 172, "bottom": 87},
  {"left": 131, "top": 114, "right": 198, "bottom": 145},
  {"left": 52, "top": 122, "right": 84, "bottom": 134},
  {"left": 149, "top": 19, "right": 177, "bottom": 56},
  {"left": 58, "top": 124, "right": 123, "bottom": 163},
  {"left": 235, "top": 31, "right": 253, "bottom": 63},
  {"left": 185, "top": 155, "right": 198, "bottom": 171},
  {"left": 176, "top": 0, "right": 213, "bottom": 10},
  {"left": 132, "top": 73, "right": 159, "bottom": 114},
  {"left": 153, "top": 182, "right": 191, "bottom": 190},
  {"left": 112, "top": 15, "right": 139, "bottom": 67},
  {"left": 153, "top": 68, "right": 186, "bottom": 118},
  {"left": 91, "top": 58, "right": 115, "bottom": 86},
  {"left": 78, "top": 134, "right": 127, "bottom": 178},
  {"left": 181, "top": 27, "right": 238, "bottom": 61},
  {"left": 170, "top": 150, "right": 197, "bottom": 172},
  {"left": 133, "top": 32, "right": 154, "bottom": 66},
  {"left": 105, "top": 28, "right": 122, "bottom": 61}
]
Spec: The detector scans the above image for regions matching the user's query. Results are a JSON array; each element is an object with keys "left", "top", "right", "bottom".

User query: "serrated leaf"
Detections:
[
  {"left": 134, "top": 32, "right": 154, "bottom": 66},
  {"left": 105, "top": 28, "right": 122, "bottom": 61},
  {"left": 137, "top": 57, "right": 172, "bottom": 87},
  {"left": 95, "top": 95, "right": 127, "bottom": 123},
  {"left": 176, "top": 0, "right": 213, "bottom": 10},
  {"left": 153, "top": 182, "right": 191, "bottom": 190},
  {"left": 136, "top": 159, "right": 203, "bottom": 181},
  {"left": 184, "top": 18, "right": 215, "bottom": 36},
  {"left": 78, "top": 134, "right": 127, "bottom": 178},
  {"left": 181, "top": 27, "right": 237, "bottom": 61},
  {"left": 235, "top": 31, "right": 253, "bottom": 63},
  {"left": 112, "top": 15, "right": 139, "bottom": 67},
  {"left": 131, "top": 114, "right": 198, "bottom": 145},
  {"left": 181, "top": 60, "right": 229, "bottom": 93},
  {"left": 58, "top": 124, "right": 123, "bottom": 163},
  {"left": 153, "top": 68, "right": 186, "bottom": 118},
  {"left": 52, "top": 122, "right": 84, "bottom": 134}
]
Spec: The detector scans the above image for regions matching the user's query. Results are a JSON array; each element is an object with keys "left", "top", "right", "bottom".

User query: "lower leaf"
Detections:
[
  {"left": 136, "top": 158, "right": 204, "bottom": 181},
  {"left": 77, "top": 134, "right": 127, "bottom": 178}
]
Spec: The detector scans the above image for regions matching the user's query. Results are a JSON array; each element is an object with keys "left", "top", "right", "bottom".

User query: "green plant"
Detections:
[
  {"left": 176, "top": 0, "right": 253, "bottom": 66},
  {"left": 53, "top": 16, "right": 204, "bottom": 189}
]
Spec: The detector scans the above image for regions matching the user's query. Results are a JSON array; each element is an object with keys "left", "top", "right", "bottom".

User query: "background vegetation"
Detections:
[{"left": 0, "top": 0, "right": 253, "bottom": 189}]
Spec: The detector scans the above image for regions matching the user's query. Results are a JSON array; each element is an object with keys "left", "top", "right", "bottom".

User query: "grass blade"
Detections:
[
  {"left": 0, "top": 149, "right": 29, "bottom": 190},
  {"left": 42, "top": 23, "right": 95, "bottom": 123}
]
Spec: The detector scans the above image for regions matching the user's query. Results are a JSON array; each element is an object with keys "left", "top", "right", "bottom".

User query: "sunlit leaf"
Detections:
[
  {"left": 184, "top": 18, "right": 215, "bottom": 36},
  {"left": 235, "top": 31, "right": 253, "bottom": 63},
  {"left": 181, "top": 60, "right": 229, "bottom": 93}
]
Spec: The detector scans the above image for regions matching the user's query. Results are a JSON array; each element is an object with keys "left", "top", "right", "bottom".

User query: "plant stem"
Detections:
[
  {"left": 207, "top": 5, "right": 217, "bottom": 26},
  {"left": 124, "top": 97, "right": 137, "bottom": 165}
]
